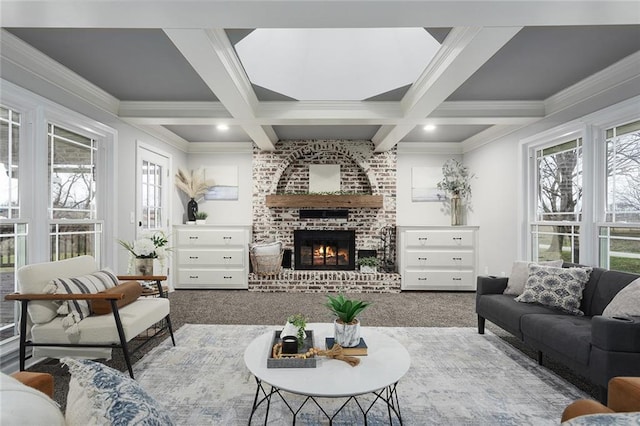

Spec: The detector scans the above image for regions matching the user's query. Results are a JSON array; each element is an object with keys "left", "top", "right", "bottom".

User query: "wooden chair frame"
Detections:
[{"left": 5, "top": 277, "right": 175, "bottom": 379}]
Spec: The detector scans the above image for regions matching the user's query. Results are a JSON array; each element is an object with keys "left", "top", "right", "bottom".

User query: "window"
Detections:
[
  {"left": 1, "top": 106, "right": 20, "bottom": 219},
  {"left": 599, "top": 119, "right": 640, "bottom": 273},
  {"left": 0, "top": 105, "right": 25, "bottom": 340},
  {"left": 48, "top": 124, "right": 102, "bottom": 262},
  {"left": 531, "top": 138, "right": 583, "bottom": 263}
]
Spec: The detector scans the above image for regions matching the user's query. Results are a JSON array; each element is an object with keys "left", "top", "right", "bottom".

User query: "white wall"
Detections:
[
  {"left": 185, "top": 149, "right": 253, "bottom": 226},
  {"left": 396, "top": 147, "right": 462, "bottom": 226}
]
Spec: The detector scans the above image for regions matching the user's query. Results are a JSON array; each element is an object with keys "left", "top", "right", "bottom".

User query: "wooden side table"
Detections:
[{"left": 117, "top": 275, "right": 168, "bottom": 298}]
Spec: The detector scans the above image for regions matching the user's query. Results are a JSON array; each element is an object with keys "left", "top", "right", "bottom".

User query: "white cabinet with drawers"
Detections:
[
  {"left": 173, "top": 225, "right": 250, "bottom": 289},
  {"left": 398, "top": 226, "right": 479, "bottom": 291}
]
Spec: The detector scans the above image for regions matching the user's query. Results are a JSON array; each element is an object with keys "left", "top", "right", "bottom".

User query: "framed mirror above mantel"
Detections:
[{"left": 265, "top": 194, "right": 383, "bottom": 208}]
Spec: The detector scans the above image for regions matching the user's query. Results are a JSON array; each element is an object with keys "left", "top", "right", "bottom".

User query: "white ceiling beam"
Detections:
[
  {"left": 163, "top": 28, "right": 277, "bottom": 151},
  {"left": 3, "top": 1, "right": 639, "bottom": 28},
  {"left": 373, "top": 26, "right": 522, "bottom": 152}
]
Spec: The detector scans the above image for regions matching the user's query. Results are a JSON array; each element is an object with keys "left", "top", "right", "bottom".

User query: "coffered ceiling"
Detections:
[{"left": 1, "top": 1, "right": 639, "bottom": 153}]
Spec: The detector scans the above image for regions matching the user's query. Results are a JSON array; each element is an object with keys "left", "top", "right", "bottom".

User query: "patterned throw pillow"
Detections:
[
  {"left": 515, "top": 265, "right": 592, "bottom": 315},
  {"left": 503, "top": 260, "right": 564, "bottom": 295},
  {"left": 52, "top": 268, "right": 119, "bottom": 334},
  {"left": 602, "top": 277, "right": 640, "bottom": 318},
  {"left": 63, "top": 358, "right": 174, "bottom": 426}
]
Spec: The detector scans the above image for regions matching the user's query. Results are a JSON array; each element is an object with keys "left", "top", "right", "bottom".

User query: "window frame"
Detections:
[{"left": 519, "top": 96, "right": 640, "bottom": 270}]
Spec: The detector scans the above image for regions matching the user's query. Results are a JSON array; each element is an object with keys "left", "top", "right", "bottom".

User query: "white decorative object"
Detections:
[
  {"left": 205, "top": 166, "right": 239, "bottom": 200},
  {"left": 281, "top": 321, "right": 306, "bottom": 340},
  {"left": 195, "top": 219, "right": 206, "bottom": 225},
  {"left": 309, "top": 164, "right": 340, "bottom": 193},
  {"left": 360, "top": 265, "right": 377, "bottom": 274},
  {"left": 333, "top": 319, "right": 361, "bottom": 348},
  {"left": 411, "top": 166, "right": 444, "bottom": 202}
]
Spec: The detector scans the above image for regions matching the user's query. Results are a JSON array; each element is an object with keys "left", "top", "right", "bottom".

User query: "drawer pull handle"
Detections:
[
  {"left": 452, "top": 277, "right": 462, "bottom": 281},
  {"left": 223, "top": 276, "right": 233, "bottom": 279},
  {"left": 189, "top": 275, "right": 199, "bottom": 279},
  {"left": 189, "top": 256, "right": 199, "bottom": 259},
  {"left": 223, "top": 256, "right": 232, "bottom": 259},
  {"left": 223, "top": 236, "right": 232, "bottom": 240},
  {"left": 452, "top": 237, "right": 462, "bottom": 241},
  {"left": 189, "top": 236, "right": 198, "bottom": 240},
  {"left": 418, "top": 237, "right": 428, "bottom": 241},
  {"left": 452, "top": 257, "right": 462, "bottom": 261},
  {"left": 418, "top": 277, "right": 428, "bottom": 281},
  {"left": 418, "top": 257, "right": 428, "bottom": 261}
]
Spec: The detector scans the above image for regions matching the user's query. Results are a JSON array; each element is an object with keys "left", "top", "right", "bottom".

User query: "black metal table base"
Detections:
[{"left": 248, "top": 377, "right": 403, "bottom": 425}]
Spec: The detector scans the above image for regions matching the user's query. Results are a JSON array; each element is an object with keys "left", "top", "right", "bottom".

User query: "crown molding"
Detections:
[
  {"left": 545, "top": 50, "right": 640, "bottom": 116},
  {"left": 121, "top": 121, "right": 190, "bottom": 152},
  {"left": 0, "top": 29, "right": 120, "bottom": 115},
  {"left": 187, "top": 142, "right": 254, "bottom": 154},
  {"left": 397, "top": 142, "right": 463, "bottom": 155},
  {"left": 461, "top": 124, "right": 528, "bottom": 153}
]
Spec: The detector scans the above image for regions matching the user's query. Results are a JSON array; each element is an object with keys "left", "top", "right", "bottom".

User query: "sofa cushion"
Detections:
[
  {"left": 477, "top": 294, "right": 560, "bottom": 338},
  {"left": 18, "top": 255, "right": 98, "bottom": 324},
  {"left": 521, "top": 314, "right": 593, "bottom": 366},
  {"left": 516, "top": 265, "right": 591, "bottom": 315},
  {"left": 0, "top": 372, "right": 65, "bottom": 425},
  {"left": 63, "top": 357, "right": 173, "bottom": 426},
  {"left": 53, "top": 268, "right": 119, "bottom": 334},
  {"left": 602, "top": 278, "right": 640, "bottom": 318},
  {"left": 504, "top": 260, "right": 563, "bottom": 295},
  {"left": 90, "top": 281, "right": 143, "bottom": 315}
]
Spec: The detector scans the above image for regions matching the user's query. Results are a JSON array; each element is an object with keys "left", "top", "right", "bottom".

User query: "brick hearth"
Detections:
[{"left": 248, "top": 270, "right": 401, "bottom": 293}]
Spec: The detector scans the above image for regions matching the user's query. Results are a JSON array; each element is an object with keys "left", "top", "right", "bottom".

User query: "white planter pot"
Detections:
[
  {"left": 333, "top": 319, "right": 361, "bottom": 348},
  {"left": 195, "top": 219, "right": 207, "bottom": 225},
  {"left": 360, "top": 265, "right": 377, "bottom": 273}
]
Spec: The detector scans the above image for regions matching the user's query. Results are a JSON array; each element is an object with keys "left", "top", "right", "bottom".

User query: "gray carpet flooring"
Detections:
[{"left": 25, "top": 290, "right": 597, "bottom": 412}]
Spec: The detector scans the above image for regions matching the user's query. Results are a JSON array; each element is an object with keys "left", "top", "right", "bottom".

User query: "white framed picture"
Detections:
[
  {"left": 204, "top": 166, "right": 239, "bottom": 200},
  {"left": 411, "top": 167, "right": 445, "bottom": 202},
  {"left": 309, "top": 164, "right": 340, "bottom": 193}
]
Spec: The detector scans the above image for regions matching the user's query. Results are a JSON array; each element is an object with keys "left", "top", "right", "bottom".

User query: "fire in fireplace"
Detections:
[{"left": 294, "top": 230, "right": 356, "bottom": 270}]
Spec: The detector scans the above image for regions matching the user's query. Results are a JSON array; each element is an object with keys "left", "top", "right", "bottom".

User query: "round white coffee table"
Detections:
[{"left": 244, "top": 322, "right": 411, "bottom": 424}]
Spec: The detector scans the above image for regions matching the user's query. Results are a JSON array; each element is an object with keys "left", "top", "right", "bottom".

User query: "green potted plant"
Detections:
[
  {"left": 356, "top": 256, "right": 380, "bottom": 273},
  {"left": 194, "top": 211, "right": 208, "bottom": 225},
  {"left": 281, "top": 314, "right": 307, "bottom": 349},
  {"left": 325, "top": 294, "right": 371, "bottom": 347}
]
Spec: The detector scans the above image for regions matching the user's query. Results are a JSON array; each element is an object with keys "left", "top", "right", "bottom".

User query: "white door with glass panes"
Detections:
[{"left": 136, "top": 144, "right": 171, "bottom": 275}]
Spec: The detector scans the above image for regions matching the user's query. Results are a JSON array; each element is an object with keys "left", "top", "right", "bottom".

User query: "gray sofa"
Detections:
[{"left": 476, "top": 264, "right": 640, "bottom": 400}]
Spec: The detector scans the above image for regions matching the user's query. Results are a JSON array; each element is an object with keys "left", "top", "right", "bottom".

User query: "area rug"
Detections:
[{"left": 133, "top": 324, "right": 588, "bottom": 425}]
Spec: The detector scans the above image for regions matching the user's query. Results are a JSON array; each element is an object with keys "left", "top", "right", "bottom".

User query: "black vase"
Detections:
[{"left": 187, "top": 198, "right": 198, "bottom": 221}]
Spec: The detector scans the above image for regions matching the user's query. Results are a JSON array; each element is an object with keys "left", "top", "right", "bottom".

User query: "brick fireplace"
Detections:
[{"left": 250, "top": 140, "right": 400, "bottom": 293}]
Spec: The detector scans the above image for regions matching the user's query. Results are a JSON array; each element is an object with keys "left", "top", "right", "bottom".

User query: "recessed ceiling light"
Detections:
[
  {"left": 423, "top": 124, "right": 436, "bottom": 131},
  {"left": 217, "top": 124, "right": 229, "bottom": 131}
]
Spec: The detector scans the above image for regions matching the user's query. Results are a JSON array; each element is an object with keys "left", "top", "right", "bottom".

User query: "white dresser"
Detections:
[
  {"left": 398, "top": 226, "right": 479, "bottom": 291},
  {"left": 173, "top": 225, "right": 250, "bottom": 289}
]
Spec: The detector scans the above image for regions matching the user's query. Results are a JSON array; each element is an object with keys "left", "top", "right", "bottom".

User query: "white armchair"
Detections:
[{"left": 5, "top": 256, "right": 175, "bottom": 378}]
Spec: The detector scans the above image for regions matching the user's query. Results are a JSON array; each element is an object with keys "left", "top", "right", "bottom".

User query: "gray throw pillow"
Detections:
[
  {"left": 602, "top": 278, "right": 640, "bottom": 318},
  {"left": 515, "top": 265, "right": 591, "bottom": 315},
  {"left": 504, "top": 260, "right": 564, "bottom": 295}
]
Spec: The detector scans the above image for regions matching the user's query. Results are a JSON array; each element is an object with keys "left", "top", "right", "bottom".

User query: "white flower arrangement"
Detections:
[
  {"left": 118, "top": 230, "right": 171, "bottom": 270},
  {"left": 436, "top": 159, "right": 474, "bottom": 201}
]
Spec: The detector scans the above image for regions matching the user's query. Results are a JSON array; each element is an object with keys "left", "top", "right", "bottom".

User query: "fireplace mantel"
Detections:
[{"left": 265, "top": 194, "right": 383, "bottom": 208}]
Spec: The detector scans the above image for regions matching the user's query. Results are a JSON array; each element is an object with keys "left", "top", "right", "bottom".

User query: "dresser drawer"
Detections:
[
  {"left": 404, "top": 229, "right": 474, "bottom": 247},
  {"left": 404, "top": 250, "right": 474, "bottom": 267},
  {"left": 176, "top": 269, "right": 246, "bottom": 288},
  {"left": 177, "top": 229, "right": 245, "bottom": 246},
  {"left": 402, "top": 270, "right": 475, "bottom": 290},
  {"left": 177, "top": 249, "right": 244, "bottom": 266}
]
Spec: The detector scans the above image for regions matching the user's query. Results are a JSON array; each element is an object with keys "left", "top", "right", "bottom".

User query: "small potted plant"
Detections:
[
  {"left": 281, "top": 314, "right": 307, "bottom": 349},
  {"left": 356, "top": 256, "right": 380, "bottom": 273},
  {"left": 325, "top": 294, "right": 371, "bottom": 347},
  {"left": 194, "top": 211, "right": 208, "bottom": 225}
]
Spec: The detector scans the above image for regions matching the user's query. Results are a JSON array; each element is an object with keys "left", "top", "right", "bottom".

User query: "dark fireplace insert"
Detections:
[{"left": 294, "top": 230, "right": 356, "bottom": 270}]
